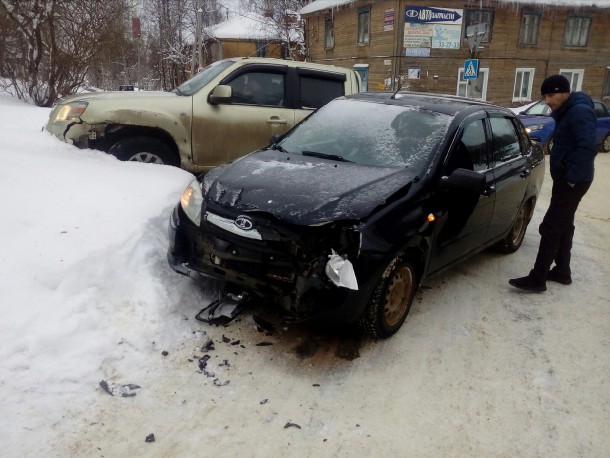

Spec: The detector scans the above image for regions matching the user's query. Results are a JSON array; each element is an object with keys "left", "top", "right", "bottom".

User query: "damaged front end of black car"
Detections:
[{"left": 168, "top": 93, "right": 544, "bottom": 338}]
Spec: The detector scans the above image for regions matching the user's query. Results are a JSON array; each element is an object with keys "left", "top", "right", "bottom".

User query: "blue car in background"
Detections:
[{"left": 518, "top": 99, "right": 610, "bottom": 154}]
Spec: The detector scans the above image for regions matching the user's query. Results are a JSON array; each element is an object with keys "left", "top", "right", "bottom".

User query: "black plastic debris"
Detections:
[
  {"left": 260, "top": 399, "right": 269, "bottom": 405},
  {"left": 312, "top": 383, "right": 320, "bottom": 387},
  {"left": 195, "top": 292, "right": 249, "bottom": 325},
  {"left": 213, "top": 378, "right": 230, "bottom": 387},
  {"left": 222, "top": 335, "right": 230, "bottom": 343},
  {"left": 99, "top": 380, "right": 141, "bottom": 397},
  {"left": 253, "top": 315, "right": 276, "bottom": 333},
  {"left": 145, "top": 433, "right": 155, "bottom": 443},
  {"left": 284, "top": 422, "right": 301, "bottom": 429},
  {"left": 198, "top": 354, "right": 211, "bottom": 371},
  {"left": 202, "top": 339, "right": 215, "bottom": 352},
  {"left": 161, "top": 350, "right": 169, "bottom": 357},
  {"left": 256, "top": 342, "right": 273, "bottom": 347},
  {"left": 231, "top": 340, "right": 241, "bottom": 346},
  {"left": 219, "top": 359, "right": 230, "bottom": 367}
]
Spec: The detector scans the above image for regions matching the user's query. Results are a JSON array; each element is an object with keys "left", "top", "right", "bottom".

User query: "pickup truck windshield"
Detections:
[{"left": 175, "top": 60, "right": 235, "bottom": 96}]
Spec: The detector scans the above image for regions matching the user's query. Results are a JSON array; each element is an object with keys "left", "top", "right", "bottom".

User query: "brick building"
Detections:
[{"left": 299, "top": 0, "right": 610, "bottom": 107}]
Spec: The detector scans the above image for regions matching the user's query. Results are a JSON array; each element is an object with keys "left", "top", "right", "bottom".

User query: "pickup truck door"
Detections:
[{"left": 191, "top": 69, "right": 295, "bottom": 168}]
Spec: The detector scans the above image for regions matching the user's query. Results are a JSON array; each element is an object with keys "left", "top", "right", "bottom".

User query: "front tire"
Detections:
[
  {"left": 497, "top": 200, "right": 532, "bottom": 254},
  {"left": 109, "top": 136, "right": 179, "bottom": 166},
  {"left": 544, "top": 136, "right": 553, "bottom": 155},
  {"left": 360, "top": 257, "right": 419, "bottom": 339},
  {"left": 601, "top": 133, "right": 610, "bottom": 153}
]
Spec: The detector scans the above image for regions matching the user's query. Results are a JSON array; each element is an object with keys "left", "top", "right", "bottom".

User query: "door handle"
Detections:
[
  {"left": 267, "top": 116, "right": 287, "bottom": 124},
  {"left": 520, "top": 169, "right": 531, "bottom": 178},
  {"left": 482, "top": 185, "right": 496, "bottom": 196}
]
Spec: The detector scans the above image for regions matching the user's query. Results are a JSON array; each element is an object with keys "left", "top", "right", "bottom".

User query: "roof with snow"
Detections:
[
  {"left": 299, "top": 0, "right": 610, "bottom": 14},
  {"left": 207, "top": 12, "right": 299, "bottom": 41}
]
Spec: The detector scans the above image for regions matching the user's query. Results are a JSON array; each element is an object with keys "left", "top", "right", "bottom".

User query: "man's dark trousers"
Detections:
[{"left": 532, "top": 179, "right": 591, "bottom": 280}]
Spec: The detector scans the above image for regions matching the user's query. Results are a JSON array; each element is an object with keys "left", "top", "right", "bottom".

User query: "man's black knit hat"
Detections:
[{"left": 541, "top": 74, "right": 570, "bottom": 95}]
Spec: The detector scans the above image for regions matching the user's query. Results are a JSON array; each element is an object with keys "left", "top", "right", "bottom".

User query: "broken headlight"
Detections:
[
  {"left": 55, "top": 101, "right": 88, "bottom": 121},
  {"left": 180, "top": 179, "right": 204, "bottom": 226}
]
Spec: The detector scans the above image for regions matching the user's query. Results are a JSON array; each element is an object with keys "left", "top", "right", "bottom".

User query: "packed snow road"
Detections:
[{"left": 1, "top": 94, "right": 608, "bottom": 457}]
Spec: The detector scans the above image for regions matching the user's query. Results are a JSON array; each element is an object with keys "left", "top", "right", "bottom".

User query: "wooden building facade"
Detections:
[{"left": 300, "top": 0, "right": 610, "bottom": 107}]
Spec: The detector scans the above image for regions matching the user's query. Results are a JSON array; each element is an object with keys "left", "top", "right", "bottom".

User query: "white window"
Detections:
[
  {"left": 513, "top": 68, "right": 535, "bottom": 102},
  {"left": 357, "top": 7, "right": 370, "bottom": 44},
  {"left": 457, "top": 67, "right": 489, "bottom": 100},
  {"left": 560, "top": 69, "right": 584, "bottom": 91}
]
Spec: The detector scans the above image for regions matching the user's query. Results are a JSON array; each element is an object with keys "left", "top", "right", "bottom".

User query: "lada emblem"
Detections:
[
  {"left": 234, "top": 215, "right": 254, "bottom": 231},
  {"left": 405, "top": 9, "right": 418, "bottom": 18}
]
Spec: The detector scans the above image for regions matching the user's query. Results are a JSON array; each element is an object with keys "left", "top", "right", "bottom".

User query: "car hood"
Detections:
[
  {"left": 518, "top": 114, "right": 554, "bottom": 127},
  {"left": 57, "top": 91, "right": 177, "bottom": 104},
  {"left": 204, "top": 149, "right": 416, "bottom": 225}
]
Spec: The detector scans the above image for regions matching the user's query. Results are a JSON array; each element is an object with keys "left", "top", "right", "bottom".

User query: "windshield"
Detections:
[
  {"left": 525, "top": 101, "right": 551, "bottom": 115},
  {"left": 175, "top": 60, "right": 235, "bottom": 96},
  {"left": 277, "top": 99, "right": 451, "bottom": 174}
]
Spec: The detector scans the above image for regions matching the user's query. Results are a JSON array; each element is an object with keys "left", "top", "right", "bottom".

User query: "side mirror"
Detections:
[
  {"left": 440, "top": 168, "right": 485, "bottom": 194},
  {"left": 208, "top": 85, "right": 232, "bottom": 105}
]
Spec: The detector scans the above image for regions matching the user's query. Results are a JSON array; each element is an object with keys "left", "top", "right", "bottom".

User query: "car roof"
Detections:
[
  {"left": 222, "top": 56, "right": 354, "bottom": 74},
  {"left": 345, "top": 91, "right": 509, "bottom": 117}
]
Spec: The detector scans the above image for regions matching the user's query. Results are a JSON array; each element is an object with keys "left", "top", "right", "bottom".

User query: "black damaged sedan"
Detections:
[{"left": 168, "top": 92, "right": 544, "bottom": 338}]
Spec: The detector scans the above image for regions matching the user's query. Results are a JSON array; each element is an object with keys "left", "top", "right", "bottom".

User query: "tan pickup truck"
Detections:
[{"left": 45, "top": 57, "right": 361, "bottom": 172}]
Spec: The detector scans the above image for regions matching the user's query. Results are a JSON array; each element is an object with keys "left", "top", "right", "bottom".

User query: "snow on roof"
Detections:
[
  {"left": 208, "top": 13, "right": 275, "bottom": 40},
  {"left": 299, "top": 0, "right": 610, "bottom": 15}
]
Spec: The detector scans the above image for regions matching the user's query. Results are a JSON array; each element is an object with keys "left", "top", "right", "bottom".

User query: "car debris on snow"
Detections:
[
  {"left": 99, "top": 380, "right": 141, "bottom": 397},
  {"left": 145, "top": 433, "right": 155, "bottom": 443},
  {"left": 284, "top": 422, "right": 301, "bottom": 429}
]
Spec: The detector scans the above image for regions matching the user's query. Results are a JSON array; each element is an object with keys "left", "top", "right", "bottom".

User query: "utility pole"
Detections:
[{"left": 190, "top": 0, "right": 203, "bottom": 76}]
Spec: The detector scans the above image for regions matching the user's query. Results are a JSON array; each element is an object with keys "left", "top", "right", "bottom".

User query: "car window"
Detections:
[
  {"left": 490, "top": 116, "right": 522, "bottom": 164},
  {"left": 228, "top": 72, "right": 285, "bottom": 107},
  {"left": 300, "top": 76, "right": 344, "bottom": 109},
  {"left": 594, "top": 102, "right": 608, "bottom": 118},
  {"left": 278, "top": 99, "right": 451, "bottom": 172},
  {"left": 446, "top": 119, "right": 488, "bottom": 173},
  {"left": 175, "top": 60, "right": 235, "bottom": 96}
]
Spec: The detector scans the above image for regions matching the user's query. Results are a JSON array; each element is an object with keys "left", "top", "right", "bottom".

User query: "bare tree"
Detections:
[
  {"left": 245, "top": 0, "right": 307, "bottom": 60},
  {"left": 0, "top": 0, "right": 131, "bottom": 106}
]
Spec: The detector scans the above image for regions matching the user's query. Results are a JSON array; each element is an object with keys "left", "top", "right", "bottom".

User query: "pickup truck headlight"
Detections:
[
  {"left": 525, "top": 124, "right": 544, "bottom": 134},
  {"left": 180, "top": 179, "right": 204, "bottom": 226},
  {"left": 55, "top": 101, "right": 88, "bottom": 121}
]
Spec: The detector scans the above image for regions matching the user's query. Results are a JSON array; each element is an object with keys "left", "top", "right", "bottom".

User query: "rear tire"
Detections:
[
  {"left": 497, "top": 200, "right": 532, "bottom": 254},
  {"left": 109, "top": 136, "right": 179, "bottom": 166},
  {"left": 360, "top": 256, "right": 418, "bottom": 339}
]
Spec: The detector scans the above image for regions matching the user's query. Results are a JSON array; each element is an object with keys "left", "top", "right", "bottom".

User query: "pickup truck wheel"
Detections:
[
  {"left": 360, "top": 256, "right": 418, "bottom": 339},
  {"left": 496, "top": 200, "right": 532, "bottom": 254},
  {"left": 109, "top": 137, "right": 179, "bottom": 166}
]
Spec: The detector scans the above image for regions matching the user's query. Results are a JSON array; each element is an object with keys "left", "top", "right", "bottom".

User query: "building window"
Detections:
[
  {"left": 255, "top": 41, "right": 267, "bottom": 57},
  {"left": 457, "top": 67, "right": 489, "bottom": 100},
  {"left": 560, "top": 69, "right": 584, "bottom": 91},
  {"left": 357, "top": 7, "right": 370, "bottom": 44},
  {"left": 464, "top": 9, "right": 494, "bottom": 42},
  {"left": 563, "top": 15, "right": 592, "bottom": 47},
  {"left": 519, "top": 10, "right": 541, "bottom": 46},
  {"left": 513, "top": 68, "right": 535, "bottom": 102},
  {"left": 325, "top": 17, "right": 334, "bottom": 49}
]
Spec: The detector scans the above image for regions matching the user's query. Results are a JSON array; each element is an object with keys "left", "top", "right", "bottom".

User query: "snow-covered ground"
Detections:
[{"left": 1, "top": 92, "right": 609, "bottom": 457}]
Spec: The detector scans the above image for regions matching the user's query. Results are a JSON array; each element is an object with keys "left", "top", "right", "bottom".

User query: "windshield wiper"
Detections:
[
  {"left": 302, "top": 151, "right": 353, "bottom": 162},
  {"left": 270, "top": 144, "right": 289, "bottom": 153}
]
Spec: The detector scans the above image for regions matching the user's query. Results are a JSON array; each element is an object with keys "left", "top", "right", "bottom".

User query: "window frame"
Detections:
[
  {"left": 512, "top": 68, "right": 536, "bottom": 103},
  {"left": 457, "top": 67, "right": 489, "bottom": 100},
  {"left": 559, "top": 69, "right": 584, "bottom": 91},
  {"left": 563, "top": 14, "right": 592, "bottom": 47},
  {"left": 324, "top": 17, "right": 334, "bottom": 49},
  {"left": 357, "top": 6, "right": 371, "bottom": 45},
  {"left": 463, "top": 9, "right": 494, "bottom": 43},
  {"left": 519, "top": 9, "right": 541, "bottom": 47}
]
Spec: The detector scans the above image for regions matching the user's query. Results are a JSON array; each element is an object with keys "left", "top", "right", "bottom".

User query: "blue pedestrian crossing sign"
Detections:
[{"left": 464, "top": 59, "right": 479, "bottom": 80}]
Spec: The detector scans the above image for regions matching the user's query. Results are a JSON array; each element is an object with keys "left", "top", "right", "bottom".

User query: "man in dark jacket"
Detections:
[{"left": 509, "top": 74, "right": 597, "bottom": 292}]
